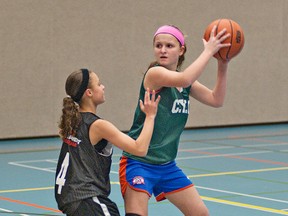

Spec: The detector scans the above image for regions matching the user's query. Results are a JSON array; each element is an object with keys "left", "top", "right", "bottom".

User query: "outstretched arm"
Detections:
[{"left": 90, "top": 89, "right": 160, "bottom": 156}]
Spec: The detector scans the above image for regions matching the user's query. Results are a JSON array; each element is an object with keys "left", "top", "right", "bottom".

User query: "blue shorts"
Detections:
[{"left": 119, "top": 156, "right": 193, "bottom": 201}]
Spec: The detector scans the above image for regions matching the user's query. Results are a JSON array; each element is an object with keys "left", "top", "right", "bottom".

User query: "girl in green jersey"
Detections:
[{"left": 120, "top": 25, "right": 231, "bottom": 216}]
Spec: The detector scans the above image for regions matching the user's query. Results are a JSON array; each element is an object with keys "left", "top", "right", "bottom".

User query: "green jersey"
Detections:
[{"left": 123, "top": 78, "right": 191, "bottom": 164}]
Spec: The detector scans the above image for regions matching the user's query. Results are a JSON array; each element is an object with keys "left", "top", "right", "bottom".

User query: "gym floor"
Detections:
[{"left": 0, "top": 123, "right": 287, "bottom": 216}]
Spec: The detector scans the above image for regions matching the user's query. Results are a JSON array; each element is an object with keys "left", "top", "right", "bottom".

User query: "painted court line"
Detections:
[
  {"left": 180, "top": 142, "right": 288, "bottom": 151},
  {"left": 188, "top": 166, "right": 288, "bottom": 178},
  {"left": 245, "top": 141, "right": 288, "bottom": 147},
  {"left": 8, "top": 159, "right": 57, "bottom": 164},
  {"left": 0, "top": 182, "right": 120, "bottom": 194},
  {"left": 8, "top": 159, "right": 57, "bottom": 173},
  {"left": 1, "top": 182, "right": 287, "bottom": 215},
  {"left": 0, "top": 196, "right": 61, "bottom": 213},
  {"left": 0, "top": 187, "right": 53, "bottom": 194},
  {"left": 8, "top": 162, "right": 55, "bottom": 173},
  {"left": 2, "top": 164, "right": 285, "bottom": 194},
  {"left": 2, "top": 187, "right": 286, "bottom": 215},
  {"left": 177, "top": 150, "right": 271, "bottom": 160},
  {"left": 179, "top": 146, "right": 233, "bottom": 151},
  {"left": 0, "top": 207, "right": 30, "bottom": 216},
  {"left": 197, "top": 186, "right": 288, "bottom": 204},
  {"left": 184, "top": 131, "right": 288, "bottom": 141},
  {"left": 202, "top": 196, "right": 288, "bottom": 215},
  {"left": 179, "top": 149, "right": 288, "bottom": 166}
]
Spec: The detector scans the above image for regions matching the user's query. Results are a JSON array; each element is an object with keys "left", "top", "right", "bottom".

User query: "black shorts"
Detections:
[{"left": 70, "top": 196, "right": 120, "bottom": 216}]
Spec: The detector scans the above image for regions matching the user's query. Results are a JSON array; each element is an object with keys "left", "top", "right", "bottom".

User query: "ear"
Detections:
[
  {"left": 85, "top": 89, "right": 93, "bottom": 97},
  {"left": 179, "top": 45, "right": 185, "bottom": 56}
]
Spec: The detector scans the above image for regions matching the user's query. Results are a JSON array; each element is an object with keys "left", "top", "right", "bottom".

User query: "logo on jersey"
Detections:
[
  {"left": 63, "top": 135, "right": 81, "bottom": 147},
  {"left": 171, "top": 99, "right": 189, "bottom": 114},
  {"left": 132, "top": 176, "right": 145, "bottom": 185}
]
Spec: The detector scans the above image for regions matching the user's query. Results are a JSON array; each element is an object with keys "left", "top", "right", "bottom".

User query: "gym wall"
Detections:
[{"left": 1, "top": 0, "right": 287, "bottom": 139}]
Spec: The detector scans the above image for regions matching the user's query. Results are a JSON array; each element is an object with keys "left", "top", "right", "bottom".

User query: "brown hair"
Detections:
[{"left": 58, "top": 69, "right": 91, "bottom": 139}]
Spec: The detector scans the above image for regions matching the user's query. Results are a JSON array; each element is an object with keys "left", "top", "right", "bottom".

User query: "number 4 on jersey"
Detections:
[{"left": 56, "top": 152, "right": 70, "bottom": 194}]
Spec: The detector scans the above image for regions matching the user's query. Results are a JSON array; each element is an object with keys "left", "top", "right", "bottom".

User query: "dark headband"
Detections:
[{"left": 72, "top": 69, "right": 89, "bottom": 103}]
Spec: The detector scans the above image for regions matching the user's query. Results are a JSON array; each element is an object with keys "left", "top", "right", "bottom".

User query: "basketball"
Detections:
[{"left": 203, "top": 19, "right": 244, "bottom": 61}]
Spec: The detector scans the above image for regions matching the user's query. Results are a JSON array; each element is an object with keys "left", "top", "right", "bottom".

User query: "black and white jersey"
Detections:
[{"left": 55, "top": 112, "right": 113, "bottom": 215}]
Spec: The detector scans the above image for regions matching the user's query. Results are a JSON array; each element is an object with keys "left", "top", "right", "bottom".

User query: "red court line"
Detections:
[
  {"left": 0, "top": 196, "right": 61, "bottom": 213},
  {"left": 251, "top": 137, "right": 288, "bottom": 144},
  {"left": 187, "top": 150, "right": 288, "bottom": 166},
  {"left": 226, "top": 154, "right": 288, "bottom": 166}
]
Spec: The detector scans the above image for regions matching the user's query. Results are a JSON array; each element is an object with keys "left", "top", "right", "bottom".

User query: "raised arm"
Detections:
[
  {"left": 145, "top": 26, "right": 230, "bottom": 90},
  {"left": 189, "top": 59, "right": 228, "bottom": 107},
  {"left": 90, "top": 89, "right": 160, "bottom": 156}
]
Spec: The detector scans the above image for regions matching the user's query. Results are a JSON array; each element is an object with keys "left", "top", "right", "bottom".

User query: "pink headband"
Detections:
[{"left": 154, "top": 25, "right": 185, "bottom": 46}]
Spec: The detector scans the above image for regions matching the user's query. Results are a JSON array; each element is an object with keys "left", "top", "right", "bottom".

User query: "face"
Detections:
[
  {"left": 153, "top": 34, "right": 184, "bottom": 70},
  {"left": 86, "top": 72, "right": 105, "bottom": 105}
]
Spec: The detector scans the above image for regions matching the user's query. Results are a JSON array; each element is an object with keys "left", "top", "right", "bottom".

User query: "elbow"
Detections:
[
  {"left": 182, "top": 78, "right": 192, "bottom": 88},
  {"left": 135, "top": 150, "right": 148, "bottom": 157},
  {"left": 137, "top": 150, "right": 148, "bottom": 157},
  {"left": 212, "top": 101, "right": 224, "bottom": 108},
  {"left": 180, "top": 74, "right": 193, "bottom": 88},
  {"left": 210, "top": 93, "right": 225, "bottom": 108},
  {"left": 133, "top": 142, "right": 148, "bottom": 157}
]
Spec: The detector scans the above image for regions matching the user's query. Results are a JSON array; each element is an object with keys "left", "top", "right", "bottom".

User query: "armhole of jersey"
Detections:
[
  {"left": 186, "top": 84, "right": 192, "bottom": 96},
  {"left": 86, "top": 116, "right": 102, "bottom": 147}
]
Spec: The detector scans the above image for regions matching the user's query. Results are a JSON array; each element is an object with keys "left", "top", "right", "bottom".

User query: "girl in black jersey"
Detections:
[{"left": 55, "top": 69, "right": 160, "bottom": 216}]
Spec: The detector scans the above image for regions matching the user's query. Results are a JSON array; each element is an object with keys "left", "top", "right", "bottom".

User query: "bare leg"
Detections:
[
  {"left": 166, "top": 186, "right": 209, "bottom": 216},
  {"left": 124, "top": 186, "right": 150, "bottom": 216}
]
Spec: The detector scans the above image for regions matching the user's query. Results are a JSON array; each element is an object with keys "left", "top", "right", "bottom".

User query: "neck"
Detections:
[{"left": 79, "top": 104, "right": 97, "bottom": 114}]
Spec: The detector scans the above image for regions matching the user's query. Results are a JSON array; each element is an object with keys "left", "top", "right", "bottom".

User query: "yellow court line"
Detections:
[
  {"left": 0, "top": 182, "right": 120, "bottom": 194},
  {"left": 1, "top": 167, "right": 287, "bottom": 193},
  {"left": 188, "top": 166, "right": 288, "bottom": 178},
  {"left": 202, "top": 196, "right": 288, "bottom": 215},
  {"left": 0, "top": 167, "right": 287, "bottom": 193},
  {"left": 1, "top": 184, "right": 288, "bottom": 215}
]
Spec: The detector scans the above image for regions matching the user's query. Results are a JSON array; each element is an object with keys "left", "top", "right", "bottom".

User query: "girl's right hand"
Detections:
[
  {"left": 202, "top": 25, "right": 231, "bottom": 56},
  {"left": 139, "top": 88, "right": 161, "bottom": 118}
]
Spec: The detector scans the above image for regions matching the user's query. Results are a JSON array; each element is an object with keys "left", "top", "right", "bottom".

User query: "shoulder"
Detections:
[
  {"left": 145, "top": 66, "right": 169, "bottom": 91},
  {"left": 81, "top": 112, "right": 100, "bottom": 125},
  {"left": 91, "top": 119, "right": 110, "bottom": 130},
  {"left": 146, "top": 66, "right": 167, "bottom": 77},
  {"left": 91, "top": 119, "right": 119, "bottom": 135},
  {"left": 89, "top": 119, "right": 117, "bottom": 144}
]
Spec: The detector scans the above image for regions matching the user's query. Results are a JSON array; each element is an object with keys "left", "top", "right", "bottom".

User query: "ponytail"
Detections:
[
  {"left": 58, "top": 69, "right": 90, "bottom": 139},
  {"left": 58, "top": 97, "right": 81, "bottom": 139}
]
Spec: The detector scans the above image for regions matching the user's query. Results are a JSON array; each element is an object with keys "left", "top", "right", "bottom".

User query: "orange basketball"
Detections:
[{"left": 203, "top": 19, "right": 244, "bottom": 61}]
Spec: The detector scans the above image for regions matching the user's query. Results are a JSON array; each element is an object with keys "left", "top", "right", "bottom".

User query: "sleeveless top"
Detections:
[
  {"left": 123, "top": 71, "right": 191, "bottom": 164},
  {"left": 55, "top": 112, "right": 113, "bottom": 215}
]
